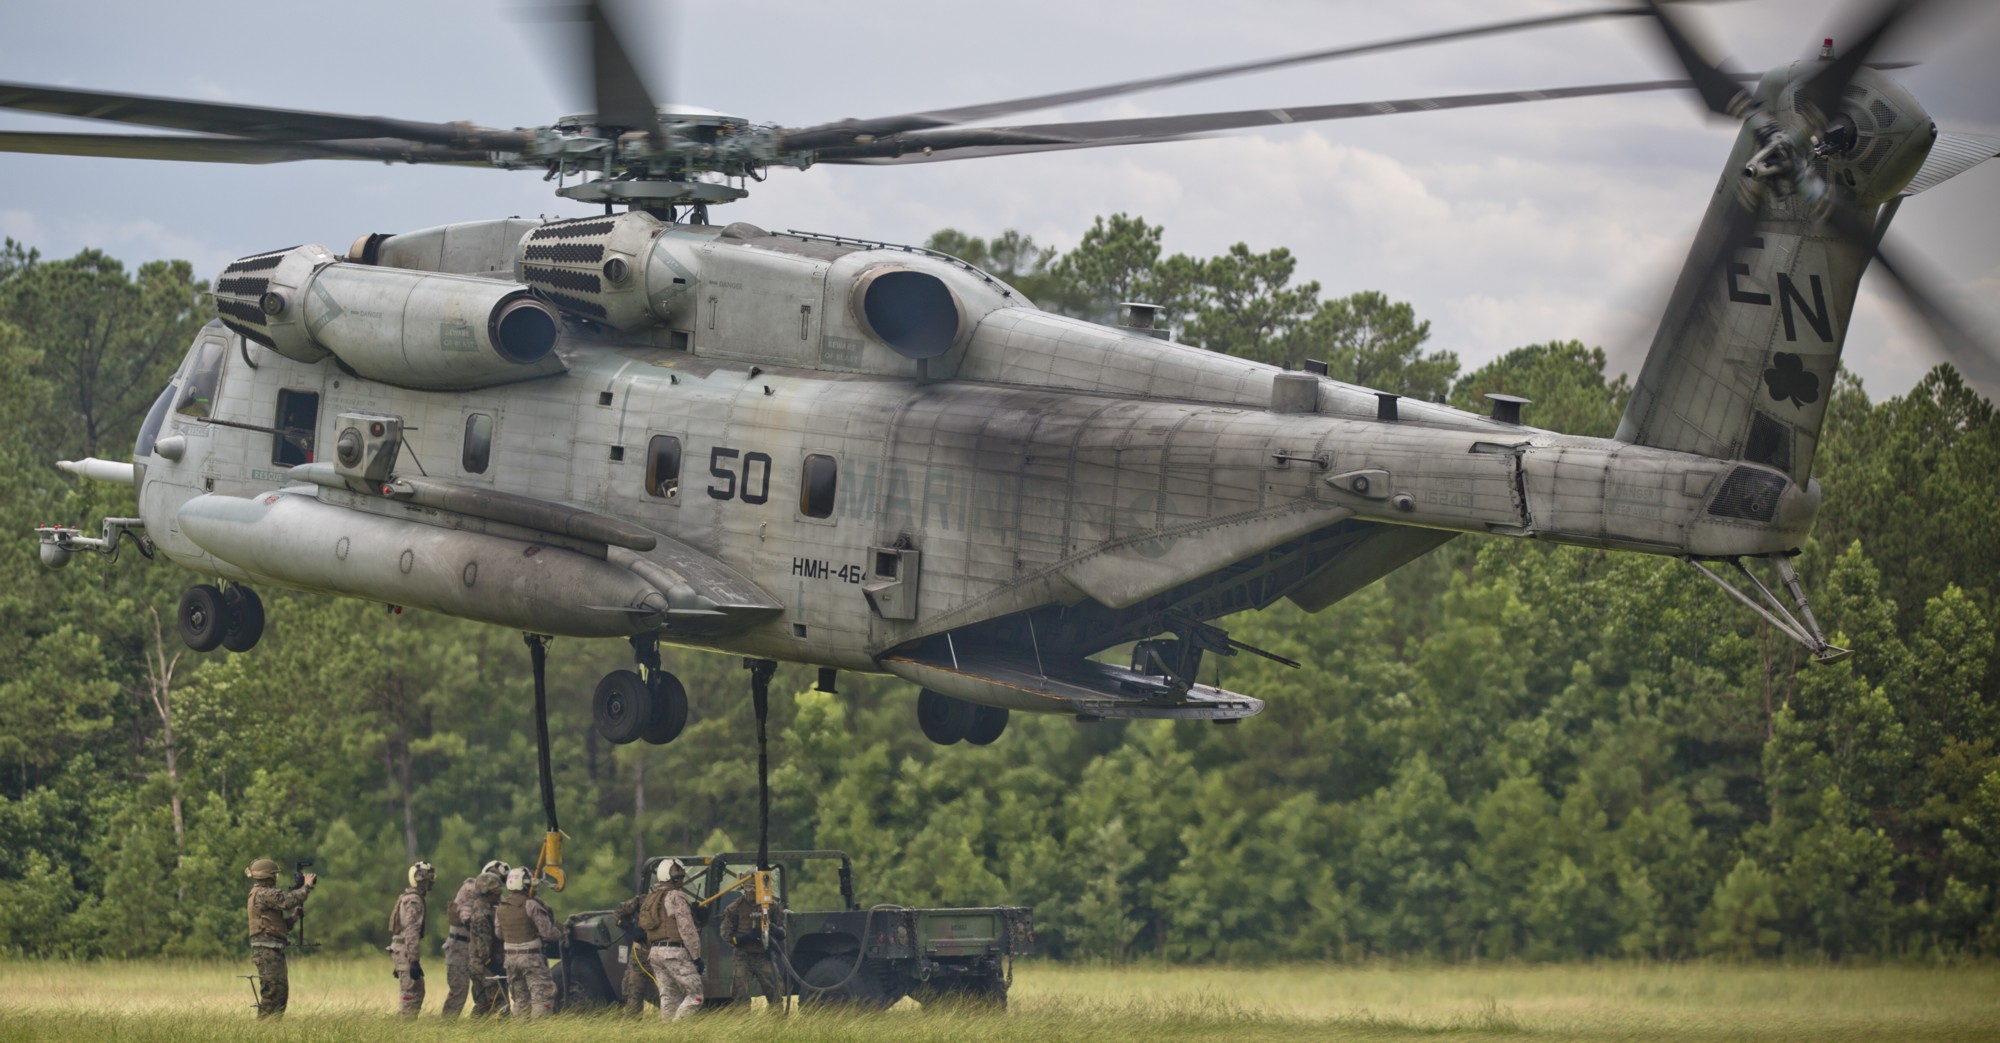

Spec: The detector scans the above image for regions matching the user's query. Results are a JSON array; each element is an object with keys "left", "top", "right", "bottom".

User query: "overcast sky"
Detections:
[{"left": 2, "top": 0, "right": 1994, "bottom": 399}]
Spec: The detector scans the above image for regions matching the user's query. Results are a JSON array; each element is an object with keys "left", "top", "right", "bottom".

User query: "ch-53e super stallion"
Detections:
[{"left": 13, "top": 0, "right": 1998, "bottom": 888}]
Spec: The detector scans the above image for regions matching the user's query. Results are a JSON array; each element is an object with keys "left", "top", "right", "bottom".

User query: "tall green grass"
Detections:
[{"left": 0, "top": 959, "right": 1995, "bottom": 1041}]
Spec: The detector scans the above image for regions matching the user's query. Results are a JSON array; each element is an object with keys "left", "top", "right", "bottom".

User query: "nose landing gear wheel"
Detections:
[
  {"left": 221, "top": 586, "right": 265, "bottom": 652},
  {"left": 177, "top": 584, "right": 226, "bottom": 652},
  {"left": 917, "top": 689, "right": 976, "bottom": 745},
  {"left": 593, "top": 669, "right": 653, "bottom": 745}
]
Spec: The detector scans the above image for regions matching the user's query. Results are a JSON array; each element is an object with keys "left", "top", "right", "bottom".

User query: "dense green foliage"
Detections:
[{"left": 0, "top": 225, "right": 1994, "bottom": 964}]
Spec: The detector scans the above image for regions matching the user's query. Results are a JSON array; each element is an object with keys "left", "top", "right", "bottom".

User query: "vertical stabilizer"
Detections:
[
  {"left": 1617, "top": 64, "right": 1933, "bottom": 484},
  {"left": 1616, "top": 126, "right": 1876, "bottom": 483}
]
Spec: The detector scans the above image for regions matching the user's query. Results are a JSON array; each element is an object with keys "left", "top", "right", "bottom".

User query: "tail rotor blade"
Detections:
[
  {"left": 1638, "top": 0, "right": 1754, "bottom": 117},
  {"left": 1829, "top": 200, "right": 2000, "bottom": 388}
]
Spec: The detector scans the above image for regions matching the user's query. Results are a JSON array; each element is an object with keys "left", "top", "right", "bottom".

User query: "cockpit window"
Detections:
[
  {"left": 176, "top": 337, "right": 227, "bottom": 417},
  {"left": 135, "top": 383, "right": 176, "bottom": 458}
]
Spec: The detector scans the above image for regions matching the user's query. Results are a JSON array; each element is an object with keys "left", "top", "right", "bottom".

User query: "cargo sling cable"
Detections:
[{"left": 742, "top": 658, "right": 906, "bottom": 1002}]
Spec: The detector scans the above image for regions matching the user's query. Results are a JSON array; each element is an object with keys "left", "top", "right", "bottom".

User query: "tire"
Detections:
[
  {"left": 965, "top": 705, "right": 1009, "bottom": 746},
  {"left": 797, "top": 954, "right": 897, "bottom": 1010},
  {"left": 178, "top": 584, "right": 226, "bottom": 652},
  {"left": 593, "top": 669, "right": 654, "bottom": 745},
  {"left": 221, "top": 586, "right": 265, "bottom": 653},
  {"left": 917, "top": 689, "right": 975, "bottom": 745},
  {"left": 641, "top": 672, "right": 689, "bottom": 745}
]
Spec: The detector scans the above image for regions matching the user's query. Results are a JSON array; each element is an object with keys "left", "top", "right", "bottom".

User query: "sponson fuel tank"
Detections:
[{"left": 176, "top": 487, "right": 667, "bottom": 638}]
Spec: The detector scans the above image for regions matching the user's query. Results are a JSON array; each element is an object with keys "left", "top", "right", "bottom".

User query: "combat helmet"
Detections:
[{"left": 245, "top": 857, "right": 281, "bottom": 881}]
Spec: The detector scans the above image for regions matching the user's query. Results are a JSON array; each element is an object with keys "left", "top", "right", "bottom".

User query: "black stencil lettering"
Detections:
[
  {"left": 740, "top": 452, "right": 772, "bottom": 505},
  {"left": 1777, "top": 274, "right": 1833, "bottom": 342},
  {"left": 707, "top": 446, "right": 739, "bottom": 500}
]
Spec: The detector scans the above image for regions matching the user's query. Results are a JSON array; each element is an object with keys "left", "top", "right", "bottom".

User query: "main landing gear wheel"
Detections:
[
  {"left": 593, "top": 669, "right": 652, "bottom": 745},
  {"left": 221, "top": 586, "right": 265, "bottom": 653},
  {"left": 966, "top": 705, "right": 1009, "bottom": 746},
  {"left": 177, "top": 584, "right": 226, "bottom": 652},
  {"left": 917, "top": 689, "right": 977, "bottom": 745},
  {"left": 641, "top": 671, "right": 688, "bottom": 746}
]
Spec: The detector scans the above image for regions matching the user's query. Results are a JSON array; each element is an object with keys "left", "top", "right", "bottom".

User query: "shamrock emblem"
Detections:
[{"left": 1764, "top": 352, "right": 1820, "bottom": 408}]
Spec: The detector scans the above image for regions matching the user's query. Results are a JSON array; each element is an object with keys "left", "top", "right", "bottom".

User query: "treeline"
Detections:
[{"left": 0, "top": 222, "right": 1994, "bottom": 963}]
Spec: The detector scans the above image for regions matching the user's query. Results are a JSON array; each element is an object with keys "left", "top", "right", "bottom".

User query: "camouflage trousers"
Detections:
[
  {"left": 730, "top": 952, "right": 786, "bottom": 1012},
  {"left": 503, "top": 951, "right": 556, "bottom": 1017},
  {"left": 441, "top": 938, "right": 500, "bottom": 1017},
  {"left": 394, "top": 956, "right": 425, "bottom": 1015},
  {"left": 648, "top": 945, "right": 703, "bottom": 1022},
  {"left": 621, "top": 943, "right": 657, "bottom": 1014},
  {"left": 250, "top": 944, "right": 288, "bottom": 1018}
]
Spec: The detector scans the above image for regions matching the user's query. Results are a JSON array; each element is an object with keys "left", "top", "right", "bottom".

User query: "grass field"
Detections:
[{"left": 0, "top": 958, "right": 1996, "bottom": 1042}]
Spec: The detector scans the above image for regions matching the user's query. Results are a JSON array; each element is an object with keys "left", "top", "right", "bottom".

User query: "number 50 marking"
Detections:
[{"left": 707, "top": 446, "right": 772, "bottom": 505}]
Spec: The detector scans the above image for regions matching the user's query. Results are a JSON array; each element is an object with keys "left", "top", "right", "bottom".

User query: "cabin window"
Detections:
[
  {"left": 272, "top": 390, "right": 319, "bottom": 466},
  {"left": 463, "top": 413, "right": 493, "bottom": 474},
  {"left": 176, "top": 337, "right": 227, "bottom": 417},
  {"left": 647, "top": 435, "right": 683, "bottom": 499},
  {"left": 800, "top": 454, "right": 837, "bottom": 519}
]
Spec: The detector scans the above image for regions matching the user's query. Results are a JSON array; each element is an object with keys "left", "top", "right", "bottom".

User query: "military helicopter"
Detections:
[{"left": 11, "top": 1, "right": 1998, "bottom": 882}]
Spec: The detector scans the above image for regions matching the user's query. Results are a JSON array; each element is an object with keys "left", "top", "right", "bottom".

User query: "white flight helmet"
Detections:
[
  {"left": 655, "top": 858, "right": 687, "bottom": 884},
  {"left": 505, "top": 866, "right": 530, "bottom": 893},
  {"left": 408, "top": 861, "right": 436, "bottom": 888},
  {"left": 481, "top": 859, "right": 511, "bottom": 878}
]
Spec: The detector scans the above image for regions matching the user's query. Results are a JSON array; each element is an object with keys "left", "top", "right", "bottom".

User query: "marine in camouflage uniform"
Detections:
[
  {"left": 637, "top": 859, "right": 703, "bottom": 1022},
  {"left": 494, "top": 868, "right": 561, "bottom": 1017},
  {"left": 388, "top": 861, "right": 434, "bottom": 1016},
  {"left": 613, "top": 889, "right": 659, "bottom": 1014},
  {"left": 442, "top": 862, "right": 506, "bottom": 1018},
  {"left": 720, "top": 891, "right": 788, "bottom": 1013},
  {"left": 244, "top": 858, "right": 315, "bottom": 1019}
]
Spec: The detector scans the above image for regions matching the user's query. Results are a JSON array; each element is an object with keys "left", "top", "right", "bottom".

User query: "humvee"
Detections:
[{"left": 549, "top": 850, "right": 1033, "bottom": 1011}]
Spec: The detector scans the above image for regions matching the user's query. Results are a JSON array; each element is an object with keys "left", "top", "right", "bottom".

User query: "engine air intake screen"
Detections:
[{"left": 856, "top": 268, "right": 962, "bottom": 360}]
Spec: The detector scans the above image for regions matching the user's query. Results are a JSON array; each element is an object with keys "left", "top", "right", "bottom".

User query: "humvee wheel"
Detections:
[
  {"left": 798, "top": 954, "right": 897, "bottom": 1010},
  {"left": 178, "top": 584, "right": 226, "bottom": 652},
  {"left": 965, "top": 705, "right": 1009, "bottom": 746},
  {"left": 221, "top": 585, "right": 265, "bottom": 653},
  {"left": 593, "top": 669, "right": 653, "bottom": 745},
  {"left": 641, "top": 671, "right": 688, "bottom": 745},
  {"left": 917, "top": 689, "right": 974, "bottom": 745}
]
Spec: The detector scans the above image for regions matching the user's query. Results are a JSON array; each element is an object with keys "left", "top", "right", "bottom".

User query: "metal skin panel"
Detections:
[
  {"left": 376, "top": 218, "right": 543, "bottom": 276},
  {"left": 124, "top": 213, "right": 1847, "bottom": 709}
]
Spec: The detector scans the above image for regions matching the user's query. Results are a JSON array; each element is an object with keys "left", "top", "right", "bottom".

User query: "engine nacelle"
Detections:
[{"left": 214, "top": 247, "right": 565, "bottom": 390}]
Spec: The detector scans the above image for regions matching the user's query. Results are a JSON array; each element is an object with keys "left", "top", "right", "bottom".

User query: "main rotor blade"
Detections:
[
  {"left": 594, "top": 1, "right": 661, "bottom": 131},
  {"left": 782, "top": 3, "right": 1704, "bottom": 151},
  {"left": 813, "top": 78, "right": 1725, "bottom": 163},
  {"left": 0, "top": 80, "right": 526, "bottom": 151},
  {"left": 519, "top": 1, "right": 665, "bottom": 132},
  {"left": 0, "top": 131, "right": 495, "bottom": 166}
]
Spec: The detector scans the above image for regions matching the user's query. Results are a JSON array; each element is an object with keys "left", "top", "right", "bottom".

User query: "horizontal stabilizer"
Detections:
[
  {"left": 882, "top": 646, "right": 1263, "bottom": 721},
  {"left": 1900, "top": 132, "right": 2000, "bottom": 196}
]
